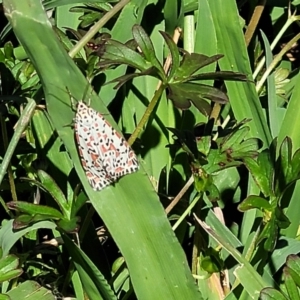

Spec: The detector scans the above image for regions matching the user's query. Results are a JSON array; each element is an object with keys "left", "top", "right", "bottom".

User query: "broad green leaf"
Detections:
[
  {"left": 260, "top": 288, "right": 289, "bottom": 300},
  {"left": 208, "top": 0, "right": 272, "bottom": 147},
  {"left": 3, "top": 41, "right": 13, "bottom": 61},
  {"left": 124, "top": 24, "right": 171, "bottom": 187},
  {"left": 290, "top": 149, "right": 300, "bottom": 181},
  {"left": 7, "top": 281, "right": 55, "bottom": 300},
  {"left": 0, "top": 269, "right": 23, "bottom": 283},
  {"left": 232, "top": 138, "right": 260, "bottom": 158},
  {"left": 261, "top": 30, "right": 279, "bottom": 138},
  {"left": 277, "top": 137, "right": 292, "bottom": 186},
  {"left": 190, "top": 70, "right": 247, "bottom": 82},
  {"left": 260, "top": 217, "right": 278, "bottom": 252},
  {"left": 98, "top": 0, "right": 148, "bottom": 106},
  {"left": 234, "top": 265, "right": 268, "bottom": 300},
  {"left": 244, "top": 156, "right": 272, "bottom": 197},
  {"left": 196, "top": 135, "right": 211, "bottom": 156},
  {"left": 172, "top": 53, "right": 223, "bottom": 82},
  {"left": 44, "top": 0, "right": 112, "bottom": 10},
  {"left": 206, "top": 183, "right": 220, "bottom": 202},
  {"left": 31, "top": 108, "right": 74, "bottom": 197},
  {"left": 57, "top": 217, "right": 79, "bottom": 232},
  {"left": 238, "top": 195, "right": 272, "bottom": 212},
  {"left": 37, "top": 170, "right": 70, "bottom": 218},
  {"left": 7, "top": 201, "right": 63, "bottom": 219},
  {"left": 168, "top": 82, "right": 227, "bottom": 115},
  {"left": 160, "top": 31, "right": 180, "bottom": 81},
  {"left": 221, "top": 126, "right": 251, "bottom": 151},
  {"left": 13, "top": 215, "right": 39, "bottom": 230},
  {"left": 204, "top": 148, "right": 242, "bottom": 174},
  {"left": 286, "top": 254, "right": 300, "bottom": 276},
  {"left": 287, "top": 266, "right": 300, "bottom": 287},
  {"left": 283, "top": 266, "right": 300, "bottom": 300},
  {"left": 0, "top": 255, "right": 19, "bottom": 273},
  {"left": 275, "top": 207, "right": 290, "bottom": 229},
  {"left": 0, "top": 220, "right": 56, "bottom": 257},
  {"left": 132, "top": 25, "right": 165, "bottom": 80},
  {"left": 195, "top": 213, "right": 267, "bottom": 295},
  {"left": 0, "top": 294, "right": 10, "bottom": 300},
  {"left": 0, "top": 254, "right": 22, "bottom": 282},
  {"left": 0, "top": 49, "right": 5, "bottom": 62},
  {"left": 263, "top": 238, "right": 300, "bottom": 283},
  {"left": 3, "top": 1, "right": 201, "bottom": 299},
  {"left": 98, "top": 39, "right": 152, "bottom": 71},
  {"left": 63, "top": 234, "right": 116, "bottom": 300},
  {"left": 205, "top": 209, "right": 243, "bottom": 249}
]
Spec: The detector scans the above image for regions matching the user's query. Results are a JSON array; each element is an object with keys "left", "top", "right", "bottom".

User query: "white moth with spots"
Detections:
[{"left": 74, "top": 101, "right": 139, "bottom": 191}]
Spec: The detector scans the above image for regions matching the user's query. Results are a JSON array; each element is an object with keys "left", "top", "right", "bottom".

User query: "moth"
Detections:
[{"left": 74, "top": 101, "right": 139, "bottom": 190}]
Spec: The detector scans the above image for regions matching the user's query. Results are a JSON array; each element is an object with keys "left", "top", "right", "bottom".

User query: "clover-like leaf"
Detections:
[
  {"left": 230, "top": 138, "right": 259, "bottom": 159},
  {"left": 70, "top": 3, "right": 106, "bottom": 28},
  {"left": 190, "top": 70, "right": 248, "bottom": 82},
  {"left": 132, "top": 25, "right": 165, "bottom": 80},
  {"left": 261, "top": 217, "right": 278, "bottom": 251},
  {"left": 171, "top": 53, "right": 224, "bottom": 83},
  {"left": 97, "top": 25, "right": 248, "bottom": 115},
  {"left": 66, "top": 27, "right": 110, "bottom": 54},
  {"left": 105, "top": 67, "right": 157, "bottom": 89},
  {"left": 196, "top": 135, "right": 212, "bottom": 157},
  {"left": 168, "top": 82, "right": 228, "bottom": 116},
  {"left": 191, "top": 162, "right": 213, "bottom": 193},
  {"left": 219, "top": 120, "right": 251, "bottom": 150},
  {"left": 203, "top": 148, "right": 243, "bottom": 174},
  {"left": 160, "top": 31, "right": 180, "bottom": 81},
  {"left": 243, "top": 152, "right": 273, "bottom": 197},
  {"left": 98, "top": 39, "right": 152, "bottom": 71}
]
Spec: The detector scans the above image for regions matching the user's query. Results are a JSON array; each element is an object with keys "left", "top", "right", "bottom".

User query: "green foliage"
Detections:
[
  {"left": 260, "top": 255, "right": 300, "bottom": 300},
  {"left": 100, "top": 25, "right": 247, "bottom": 115},
  {"left": 6, "top": 281, "right": 55, "bottom": 300},
  {"left": 1, "top": 0, "right": 300, "bottom": 300},
  {"left": 0, "top": 251, "right": 23, "bottom": 283}
]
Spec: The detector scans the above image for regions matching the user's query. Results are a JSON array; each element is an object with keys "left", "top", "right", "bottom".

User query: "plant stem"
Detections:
[
  {"left": 165, "top": 175, "right": 194, "bottom": 214},
  {"left": 256, "top": 32, "right": 300, "bottom": 93},
  {"left": 172, "top": 194, "right": 201, "bottom": 231},
  {"left": 0, "top": 111, "right": 17, "bottom": 202},
  {"left": 128, "top": 84, "right": 166, "bottom": 146},
  {"left": 0, "top": 98, "right": 36, "bottom": 205},
  {"left": 128, "top": 28, "right": 181, "bottom": 146},
  {"left": 68, "top": 0, "right": 130, "bottom": 58},
  {"left": 253, "top": 14, "right": 300, "bottom": 79},
  {"left": 244, "top": 0, "right": 266, "bottom": 47}
]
